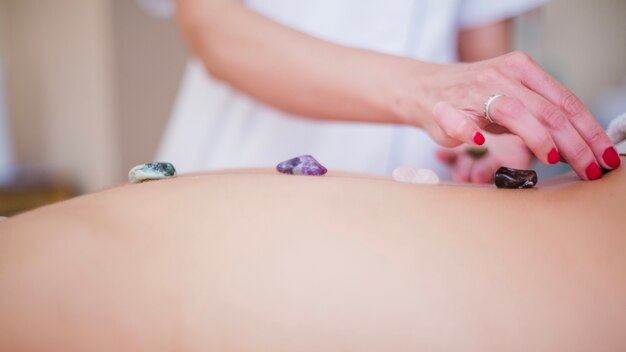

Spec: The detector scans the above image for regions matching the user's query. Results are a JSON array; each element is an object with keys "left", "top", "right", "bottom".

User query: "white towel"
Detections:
[{"left": 606, "top": 113, "right": 626, "bottom": 154}]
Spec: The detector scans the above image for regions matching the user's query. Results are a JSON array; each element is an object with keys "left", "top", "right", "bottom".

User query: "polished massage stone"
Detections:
[
  {"left": 414, "top": 168, "right": 440, "bottom": 184},
  {"left": 128, "top": 162, "right": 177, "bottom": 183},
  {"left": 392, "top": 166, "right": 440, "bottom": 185},
  {"left": 494, "top": 167, "right": 537, "bottom": 189},
  {"left": 392, "top": 166, "right": 417, "bottom": 183},
  {"left": 276, "top": 155, "right": 327, "bottom": 176}
]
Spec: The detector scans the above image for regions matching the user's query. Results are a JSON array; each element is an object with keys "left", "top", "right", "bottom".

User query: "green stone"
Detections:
[
  {"left": 128, "top": 162, "right": 177, "bottom": 183},
  {"left": 465, "top": 147, "right": 488, "bottom": 159}
]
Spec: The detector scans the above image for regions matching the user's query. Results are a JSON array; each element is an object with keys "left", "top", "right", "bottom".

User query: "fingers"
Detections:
[
  {"left": 435, "top": 148, "right": 457, "bottom": 164},
  {"left": 512, "top": 53, "right": 620, "bottom": 171},
  {"left": 486, "top": 96, "right": 559, "bottom": 166},
  {"left": 501, "top": 87, "right": 602, "bottom": 180},
  {"left": 450, "top": 153, "right": 474, "bottom": 183},
  {"left": 433, "top": 92, "right": 600, "bottom": 180},
  {"left": 470, "top": 157, "right": 499, "bottom": 184},
  {"left": 433, "top": 102, "right": 485, "bottom": 146},
  {"left": 439, "top": 147, "right": 497, "bottom": 184},
  {"left": 430, "top": 51, "right": 617, "bottom": 181},
  {"left": 445, "top": 151, "right": 497, "bottom": 184},
  {"left": 435, "top": 147, "right": 475, "bottom": 183}
]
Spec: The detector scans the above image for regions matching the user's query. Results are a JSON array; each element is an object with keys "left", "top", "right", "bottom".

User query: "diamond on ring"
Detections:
[{"left": 483, "top": 94, "right": 504, "bottom": 124}]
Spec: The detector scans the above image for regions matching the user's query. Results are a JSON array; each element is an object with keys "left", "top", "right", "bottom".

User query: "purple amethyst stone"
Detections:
[{"left": 276, "top": 155, "right": 327, "bottom": 176}]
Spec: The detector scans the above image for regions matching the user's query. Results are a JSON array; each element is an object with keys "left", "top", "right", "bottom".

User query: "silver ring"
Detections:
[{"left": 483, "top": 94, "right": 504, "bottom": 123}]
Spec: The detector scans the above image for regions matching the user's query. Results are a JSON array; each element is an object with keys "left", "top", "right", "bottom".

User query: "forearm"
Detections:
[
  {"left": 176, "top": 2, "right": 617, "bottom": 177},
  {"left": 176, "top": 0, "right": 438, "bottom": 126}
]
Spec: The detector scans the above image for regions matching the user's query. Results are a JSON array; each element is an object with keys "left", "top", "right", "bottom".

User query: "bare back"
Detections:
[{"left": 1, "top": 159, "right": 625, "bottom": 351}]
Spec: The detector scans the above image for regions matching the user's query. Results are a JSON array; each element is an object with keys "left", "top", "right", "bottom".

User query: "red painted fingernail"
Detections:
[
  {"left": 547, "top": 148, "right": 560, "bottom": 165},
  {"left": 473, "top": 131, "right": 485, "bottom": 146},
  {"left": 602, "top": 147, "right": 621, "bottom": 169},
  {"left": 585, "top": 162, "right": 602, "bottom": 181}
]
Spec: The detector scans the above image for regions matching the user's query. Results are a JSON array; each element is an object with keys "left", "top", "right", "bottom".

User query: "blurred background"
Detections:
[{"left": 0, "top": 0, "right": 625, "bottom": 215}]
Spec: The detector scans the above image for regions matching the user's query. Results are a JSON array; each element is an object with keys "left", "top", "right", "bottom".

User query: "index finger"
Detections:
[{"left": 513, "top": 53, "right": 621, "bottom": 170}]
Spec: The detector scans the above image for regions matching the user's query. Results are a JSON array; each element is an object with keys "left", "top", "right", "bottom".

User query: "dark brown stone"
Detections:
[{"left": 494, "top": 167, "right": 537, "bottom": 189}]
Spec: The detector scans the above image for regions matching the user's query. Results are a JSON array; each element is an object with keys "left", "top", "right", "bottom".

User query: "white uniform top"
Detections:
[{"left": 154, "top": 0, "right": 545, "bottom": 177}]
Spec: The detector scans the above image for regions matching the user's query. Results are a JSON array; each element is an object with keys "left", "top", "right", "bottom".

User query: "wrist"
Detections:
[{"left": 381, "top": 58, "right": 445, "bottom": 127}]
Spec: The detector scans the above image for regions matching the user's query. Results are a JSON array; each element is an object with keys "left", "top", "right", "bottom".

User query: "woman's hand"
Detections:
[
  {"left": 399, "top": 51, "right": 620, "bottom": 180},
  {"left": 177, "top": 1, "right": 618, "bottom": 181},
  {"left": 436, "top": 133, "right": 532, "bottom": 183}
]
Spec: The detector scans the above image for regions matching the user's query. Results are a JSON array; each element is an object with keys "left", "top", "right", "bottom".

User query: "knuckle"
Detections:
[
  {"left": 587, "top": 126, "right": 607, "bottom": 145},
  {"left": 570, "top": 141, "right": 589, "bottom": 161},
  {"left": 560, "top": 93, "right": 584, "bottom": 117},
  {"left": 502, "top": 50, "right": 535, "bottom": 70},
  {"left": 538, "top": 103, "right": 566, "bottom": 129}
]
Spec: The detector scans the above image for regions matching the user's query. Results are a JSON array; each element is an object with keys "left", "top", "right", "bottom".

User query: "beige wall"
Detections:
[
  {"left": 0, "top": 0, "right": 7, "bottom": 59},
  {"left": 0, "top": 0, "right": 13, "bottom": 179},
  {"left": 1, "top": 0, "right": 186, "bottom": 192},
  {"left": 112, "top": 0, "right": 186, "bottom": 175},
  {"left": 3, "top": 0, "right": 121, "bottom": 191},
  {"left": 542, "top": 0, "right": 626, "bottom": 106},
  {"left": 1, "top": 0, "right": 625, "bottom": 192}
]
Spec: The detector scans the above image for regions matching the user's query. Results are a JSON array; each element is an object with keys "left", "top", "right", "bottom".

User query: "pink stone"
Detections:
[
  {"left": 392, "top": 166, "right": 418, "bottom": 183},
  {"left": 392, "top": 166, "right": 440, "bottom": 185},
  {"left": 414, "top": 168, "right": 440, "bottom": 185}
]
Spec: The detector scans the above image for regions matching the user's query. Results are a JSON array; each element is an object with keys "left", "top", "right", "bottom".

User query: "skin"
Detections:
[
  {"left": 446, "top": 20, "right": 532, "bottom": 183},
  {"left": 1, "top": 160, "right": 625, "bottom": 351},
  {"left": 437, "top": 133, "right": 532, "bottom": 183},
  {"left": 175, "top": 0, "right": 620, "bottom": 180}
]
